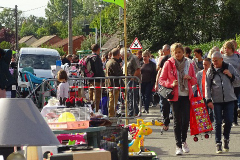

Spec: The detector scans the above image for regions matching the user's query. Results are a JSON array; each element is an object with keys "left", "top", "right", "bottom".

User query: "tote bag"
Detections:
[{"left": 190, "top": 85, "right": 213, "bottom": 135}]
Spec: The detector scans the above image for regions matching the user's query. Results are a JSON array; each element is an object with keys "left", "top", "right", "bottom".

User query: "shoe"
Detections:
[
  {"left": 222, "top": 123, "right": 225, "bottom": 128},
  {"left": 223, "top": 139, "right": 229, "bottom": 152},
  {"left": 142, "top": 110, "right": 149, "bottom": 113},
  {"left": 69, "top": 96, "right": 75, "bottom": 107},
  {"left": 163, "top": 125, "right": 169, "bottom": 131},
  {"left": 128, "top": 114, "right": 133, "bottom": 117},
  {"left": 169, "top": 113, "right": 173, "bottom": 119},
  {"left": 135, "top": 112, "right": 141, "bottom": 117},
  {"left": 175, "top": 147, "right": 183, "bottom": 155},
  {"left": 232, "top": 122, "right": 239, "bottom": 126},
  {"left": 75, "top": 97, "right": 84, "bottom": 107},
  {"left": 182, "top": 142, "right": 190, "bottom": 153},
  {"left": 216, "top": 143, "right": 222, "bottom": 154},
  {"left": 65, "top": 98, "right": 71, "bottom": 108}
]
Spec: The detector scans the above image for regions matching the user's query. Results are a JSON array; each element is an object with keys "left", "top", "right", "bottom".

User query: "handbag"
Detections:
[
  {"left": 159, "top": 86, "right": 174, "bottom": 99},
  {"left": 158, "top": 60, "right": 175, "bottom": 99}
]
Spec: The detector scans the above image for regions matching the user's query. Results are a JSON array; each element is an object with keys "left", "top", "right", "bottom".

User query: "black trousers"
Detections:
[
  {"left": 161, "top": 95, "right": 170, "bottom": 126},
  {"left": 169, "top": 96, "right": 190, "bottom": 148}
]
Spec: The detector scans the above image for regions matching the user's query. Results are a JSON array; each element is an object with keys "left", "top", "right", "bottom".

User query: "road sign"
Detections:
[
  {"left": 131, "top": 49, "right": 139, "bottom": 54},
  {"left": 130, "top": 37, "right": 142, "bottom": 49}
]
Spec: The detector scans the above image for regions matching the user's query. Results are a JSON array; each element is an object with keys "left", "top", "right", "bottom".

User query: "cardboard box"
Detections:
[{"left": 50, "top": 149, "right": 111, "bottom": 160}]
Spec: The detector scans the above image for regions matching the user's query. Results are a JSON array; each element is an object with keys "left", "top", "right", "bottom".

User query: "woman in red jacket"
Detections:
[{"left": 159, "top": 43, "right": 197, "bottom": 155}]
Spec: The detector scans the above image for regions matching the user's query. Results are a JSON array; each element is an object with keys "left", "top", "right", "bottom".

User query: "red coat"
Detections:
[{"left": 159, "top": 57, "right": 197, "bottom": 101}]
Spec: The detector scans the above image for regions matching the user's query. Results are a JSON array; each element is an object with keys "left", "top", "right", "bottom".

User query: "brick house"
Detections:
[
  {"left": 52, "top": 36, "right": 84, "bottom": 54},
  {"left": 30, "top": 35, "right": 62, "bottom": 47},
  {"left": 19, "top": 35, "right": 38, "bottom": 46}
]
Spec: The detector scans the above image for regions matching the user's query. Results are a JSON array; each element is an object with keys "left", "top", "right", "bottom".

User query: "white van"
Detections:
[{"left": 18, "top": 48, "right": 61, "bottom": 78}]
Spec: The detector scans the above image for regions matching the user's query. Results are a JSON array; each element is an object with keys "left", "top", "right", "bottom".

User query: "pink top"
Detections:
[
  {"left": 234, "top": 50, "right": 240, "bottom": 55},
  {"left": 159, "top": 57, "right": 197, "bottom": 101}
]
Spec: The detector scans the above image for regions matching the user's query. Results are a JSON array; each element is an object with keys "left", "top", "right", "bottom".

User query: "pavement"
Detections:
[{"left": 129, "top": 106, "right": 240, "bottom": 160}]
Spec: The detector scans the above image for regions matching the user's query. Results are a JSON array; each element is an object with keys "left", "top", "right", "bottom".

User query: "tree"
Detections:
[
  {"left": 81, "top": 34, "right": 109, "bottom": 50},
  {"left": 52, "top": 21, "right": 68, "bottom": 38},
  {"left": 90, "top": 4, "right": 119, "bottom": 35},
  {"left": 45, "top": 0, "right": 83, "bottom": 23},
  {"left": 0, "top": 28, "right": 15, "bottom": 44},
  {"left": 0, "top": 41, "right": 11, "bottom": 49},
  {"left": 0, "top": 8, "right": 24, "bottom": 32},
  {"left": 36, "top": 27, "right": 49, "bottom": 38},
  {"left": 0, "top": 8, "right": 15, "bottom": 30},
  {"left": 125, "top": 0, "right": 233, "bottom": 51},
  {"left": 219, "top": 0, "right": 240, "bottom": 40},
  {"left": 19, "top": 15, "right": 47, "bottom": 38}
]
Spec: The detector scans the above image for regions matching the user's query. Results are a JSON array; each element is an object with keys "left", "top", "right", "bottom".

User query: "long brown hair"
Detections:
[{"left": 57, "top": 69, "right": 68, "bottom": 82}]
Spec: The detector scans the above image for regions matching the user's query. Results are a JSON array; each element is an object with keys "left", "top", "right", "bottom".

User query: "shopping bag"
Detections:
[{"left": 190, "top": 85, "right": 213, "bottom": 136}]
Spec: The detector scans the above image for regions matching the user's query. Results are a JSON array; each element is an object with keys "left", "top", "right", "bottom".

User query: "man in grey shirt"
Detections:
[
  {"left": 205, "top": 51, "right": 240, "bottom": 153},
  {"left": 121, "top": 48, "right": 141, "bottom": 117}
]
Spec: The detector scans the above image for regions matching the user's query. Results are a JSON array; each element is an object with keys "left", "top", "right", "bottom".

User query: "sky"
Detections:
[{"left": 0, "top": 0, "right": 49, "bottom": 17}]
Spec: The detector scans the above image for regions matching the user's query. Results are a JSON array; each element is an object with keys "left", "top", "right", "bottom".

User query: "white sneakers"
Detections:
[
  {"left": 182, "top": 142, "right": 190, "bottom": 153},
  {"left": 176, "top": 142, "right": 190, "bottom": 155},
  {"left": 175, "top": 147, "right": 183, "bottom": 155}
]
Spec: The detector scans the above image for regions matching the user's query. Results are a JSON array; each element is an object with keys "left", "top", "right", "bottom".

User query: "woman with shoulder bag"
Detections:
[{"left": 159, "top": 43, "right": 197, "bottom": 155}]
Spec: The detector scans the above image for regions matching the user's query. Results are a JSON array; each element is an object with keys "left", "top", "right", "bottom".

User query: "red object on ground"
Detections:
[{"left": 190, "top": 87, "right": 213, "bottom": 136}]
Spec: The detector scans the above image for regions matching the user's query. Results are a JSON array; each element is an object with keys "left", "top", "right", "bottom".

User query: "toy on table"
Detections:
[
  {"left": 129, "top": 119, "right": 163, "bottom": 148},
  {"left": 128, "top": 124, "right": 152, "bottom": 152},
  {"left": 57, "top": 133, "right": 86, "bottom": 145},
  {"left": 58, "top": 112, "right": 76, "bottom": 122}
]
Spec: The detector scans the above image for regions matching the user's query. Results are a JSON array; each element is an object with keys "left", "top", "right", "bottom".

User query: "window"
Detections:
[{"left": 19, "top": 54, "right": 60, "bottom": 69}]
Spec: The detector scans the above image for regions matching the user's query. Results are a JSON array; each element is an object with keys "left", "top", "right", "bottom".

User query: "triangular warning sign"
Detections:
[{"left": 130, "top": 37, "right": 142, "bottom": 49}]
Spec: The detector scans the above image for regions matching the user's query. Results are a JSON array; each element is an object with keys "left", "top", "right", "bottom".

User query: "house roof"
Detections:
[
  {"left": 19, "top": 35, "right": 36, "bottom": 44},
  {"left": 30, "top": 35, "right": 59, "bottom": 47},
  {"left": 52, "top": 36, "right": 84, "bottom": 48},
  {"left": 102, "top": 33, "right": 120, "bottom": 53}
]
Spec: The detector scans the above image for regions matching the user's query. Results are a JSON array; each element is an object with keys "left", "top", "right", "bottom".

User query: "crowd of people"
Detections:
[
  {"left": 62, "top": 41, "right": 240, "bottom": 155},
  {"left": 1, "top": 38, "right": 239, "bottom": 156},
  {"left": 156, "top": 40, "right": 240, "bottom": 155}
]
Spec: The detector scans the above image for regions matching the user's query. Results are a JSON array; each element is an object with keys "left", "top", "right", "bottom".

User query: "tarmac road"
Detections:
[{"left": 129, "top": 106, "right": 240, "bottom": 160}]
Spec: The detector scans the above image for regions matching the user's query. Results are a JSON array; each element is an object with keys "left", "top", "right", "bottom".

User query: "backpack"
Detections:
[{"left": 79, "top": 55, "right": 96, "bottom": 77}]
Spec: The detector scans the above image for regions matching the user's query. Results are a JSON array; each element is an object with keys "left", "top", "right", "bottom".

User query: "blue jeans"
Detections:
[
  {"left": 141, "top": 82, "right": 153, "bottom": 112},
  {"left": 127, "top": 81, "right": 139, "bottom": 116},
  {"left": 213, "top": 101, "right": 234, "bottom": 143}
]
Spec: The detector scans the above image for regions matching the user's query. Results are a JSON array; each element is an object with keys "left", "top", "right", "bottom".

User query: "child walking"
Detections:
[{"left": 57, "top": 69, "right": 69, "bottom": 105}]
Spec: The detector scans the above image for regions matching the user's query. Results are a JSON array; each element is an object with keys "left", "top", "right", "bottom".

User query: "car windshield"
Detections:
[{"left": 19, "top": 54, "right": 60, "bottom": 69}]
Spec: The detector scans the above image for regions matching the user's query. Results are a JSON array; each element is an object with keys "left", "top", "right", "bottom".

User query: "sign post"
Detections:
[
  {"left": 130, "top": 37, "right": 142, "bottom": 55},
  {"left": 130, "top": 37, "right": 142, "bottom": 50},
  {"left": 82, "top": 25, "right": 96, "bottom": 36}
]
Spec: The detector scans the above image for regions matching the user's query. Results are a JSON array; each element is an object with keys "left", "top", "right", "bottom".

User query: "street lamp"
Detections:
[
  {"left": 94, "top": 2, "right": 104, "bottom": 50},
  {"left": 98, "top": 4, "right": 104, "bottom": 50}
]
